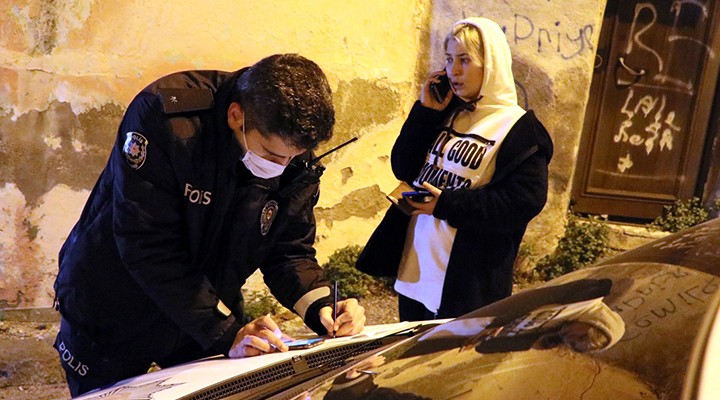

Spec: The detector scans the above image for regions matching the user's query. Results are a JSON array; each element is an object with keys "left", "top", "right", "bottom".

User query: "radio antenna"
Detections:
[{"left": 308, "top": 136, "right": 358, "bottom": 166}]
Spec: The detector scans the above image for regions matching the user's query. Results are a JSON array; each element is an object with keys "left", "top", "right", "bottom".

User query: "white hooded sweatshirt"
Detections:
[{"left": 396, "top": 17, "right": 527, "bottom": 314}]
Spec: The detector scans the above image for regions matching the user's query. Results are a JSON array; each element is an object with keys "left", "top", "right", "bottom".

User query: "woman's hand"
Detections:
[
  {"left": 319, "top": 298, "right": 366, "bottom": 337},
  {"left": 420, "top": 70, "right": 453, "bottom": 110},
  {"left": 406, "top": 182, "right": 442, "bottom": 215},
  {"left": 228, "top": 314, "right": 290, "bottom": 358}
]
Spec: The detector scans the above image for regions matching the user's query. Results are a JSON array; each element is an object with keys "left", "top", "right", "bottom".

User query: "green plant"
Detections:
[
  {"left": 648, "top": 197, "right": 717, "bottom": 233},
  {"left": 243, "top": 290, "right": 283, "bottom": 322},
  {"left": 321, "top": 244, "right": 393, "bottom": 298},
  {"left": 534, "top": 213, "right": 610, "bottom": 280}
]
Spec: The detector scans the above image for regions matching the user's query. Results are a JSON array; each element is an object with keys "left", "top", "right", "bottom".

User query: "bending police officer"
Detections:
[{"left": 53, "top": 54, "right": 366, "bottom": 397}]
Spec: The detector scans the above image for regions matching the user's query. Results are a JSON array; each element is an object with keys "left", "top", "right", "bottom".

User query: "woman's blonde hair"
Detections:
[{"left": 443, "top": 23, "right": 485, "bottom": 66}]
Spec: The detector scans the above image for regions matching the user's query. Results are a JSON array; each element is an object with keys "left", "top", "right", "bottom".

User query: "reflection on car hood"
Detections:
[{"left": 287, "top": 219, "right": 720, "bottom": 400}]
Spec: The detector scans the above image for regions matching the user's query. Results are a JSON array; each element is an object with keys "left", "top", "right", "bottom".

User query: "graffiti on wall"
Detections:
[
  {"left": 508, "top": 14, "right": 595, "bottom": 60},
  {"left": 614, "top": 89, "right": 681, "bottom": 173},
  {"left": 612, "top": 1, "right": 716, "bottom": 174},
  {"left": 621, "top": 1, "right": 716, "bottom": 95},
  {"left": 499, "top": 12, "right": 596, "bottom": 108}
]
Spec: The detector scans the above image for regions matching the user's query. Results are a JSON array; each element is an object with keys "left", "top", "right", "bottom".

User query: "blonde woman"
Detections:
[{"left": 359, "top": 17, "right": 553, "bottom": 321}]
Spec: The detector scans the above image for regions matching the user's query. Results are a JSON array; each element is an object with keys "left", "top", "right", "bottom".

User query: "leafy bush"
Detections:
[
  {"left": 241, "top": 245, "right": 394, "bottom": 320},
  {"left": 321, "top": 244, "right": 394, "bottom": 299},
  {"left": 648, "top": 197, "right": 717, "bottom": 233},
  {"left": 534, "top": 213, "right": 610, "bottom": 280},
  {"left": 243, "top": 290, "right": 283, "bottom": 322}
]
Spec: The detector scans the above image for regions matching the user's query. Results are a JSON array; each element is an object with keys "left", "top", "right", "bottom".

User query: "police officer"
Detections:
[{"left": 53, "top": 54, "right": 366, "bottom": 397}]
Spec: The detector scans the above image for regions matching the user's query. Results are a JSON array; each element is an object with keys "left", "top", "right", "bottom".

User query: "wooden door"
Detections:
[{"left": 572, "top": 0, "right": 720, "bottom": 219}]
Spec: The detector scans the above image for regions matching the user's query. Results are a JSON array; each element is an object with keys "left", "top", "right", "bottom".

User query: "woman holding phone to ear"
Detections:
[{"left": 359, "top": 17, "right": 553, "bottom": 321}]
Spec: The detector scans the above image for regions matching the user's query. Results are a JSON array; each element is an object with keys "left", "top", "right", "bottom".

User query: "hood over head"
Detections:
[{"left": 451, "top": 17, "right": 519, "bottom": 109}]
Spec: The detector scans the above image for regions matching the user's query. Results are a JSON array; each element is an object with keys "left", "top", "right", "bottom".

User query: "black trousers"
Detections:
[
  {"left": 398, "top": 293, "right": 438, "bottom": 322},
  {"left": 54, "top": 318, "right": 216, "bottom": 397}
]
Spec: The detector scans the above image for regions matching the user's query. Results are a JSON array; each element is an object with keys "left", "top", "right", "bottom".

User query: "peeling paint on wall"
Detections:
[
  {"left": 0, "top": 101, "right": 121, "bottom": 205},
  {"left": 340, "top": 167, "right": 353, "bottom": 184},
  {"left": 14, "top": 0, "right": 96, "bottom": 55},
  {"left": 0, "top": 183, "right": 89, "bottom": 308},
  {"left": 321, "top": 78, "right": 404, "bottom": 158},
  {"left": 0, "top": 184, "right": 39, "bottom": 308},
  {"left": 315, "top": 185, "right": 389, "bottom": 228}
]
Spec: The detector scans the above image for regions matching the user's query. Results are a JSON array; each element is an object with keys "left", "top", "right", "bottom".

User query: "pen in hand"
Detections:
[{"left": 332, "top": 281, "right": 338, "bottom": 338}]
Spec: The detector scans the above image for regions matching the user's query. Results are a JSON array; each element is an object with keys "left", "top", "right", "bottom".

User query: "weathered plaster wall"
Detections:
[{"left": 0, "top": 0, "right": 605, "bottom": 308}]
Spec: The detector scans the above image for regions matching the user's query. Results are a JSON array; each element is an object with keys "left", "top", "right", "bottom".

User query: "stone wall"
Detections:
[{"left": 0, "top": 0, "right": 606, "bottom": 307}]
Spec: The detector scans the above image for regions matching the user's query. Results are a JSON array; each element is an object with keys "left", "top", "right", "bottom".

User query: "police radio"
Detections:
[{"left": 278, "top": 136, "right": 358, "bottom": 198}]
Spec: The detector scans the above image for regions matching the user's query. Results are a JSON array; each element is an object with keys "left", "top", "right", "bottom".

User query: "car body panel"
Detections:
[
  {"left": 682, "top": 289, "right": 720, "bottom": 400},
  {"left": 280, "top": 220, "right": 720, "bottom": 400},
  {"left": 72, "top": 322, "right": 434, "bottom": 400}
]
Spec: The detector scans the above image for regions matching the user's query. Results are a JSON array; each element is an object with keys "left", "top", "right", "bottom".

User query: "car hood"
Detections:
[{"left": 286, "top": 260, "right": 718, "bottom": 400}]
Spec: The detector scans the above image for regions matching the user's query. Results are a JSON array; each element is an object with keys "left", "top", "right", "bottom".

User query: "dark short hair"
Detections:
[{"left": 234, "top": 54, "right": 335, "bottom": 150}]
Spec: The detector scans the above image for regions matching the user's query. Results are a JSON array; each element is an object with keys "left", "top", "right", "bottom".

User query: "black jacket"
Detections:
[
  {"left": 54, "top": 69, "right": 332, "bottom": 357},
  {"left": 367, "top": 100, "right": 553, "bottom": 318}
]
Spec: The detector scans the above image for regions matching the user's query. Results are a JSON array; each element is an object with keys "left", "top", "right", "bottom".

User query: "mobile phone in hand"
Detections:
[
  {"left": 430, "top": 74, "right": 450, "bottom": 103},
  {"left": 402, "top": 190, "right": 434, "bottom": 203},
  {"left": 284, "top": 338, "right": 325, "bottom": 350}
]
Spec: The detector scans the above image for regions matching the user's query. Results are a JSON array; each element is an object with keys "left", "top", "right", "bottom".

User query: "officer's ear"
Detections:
[{"left": 227, "top": 102, "right": 244, "bottom": 131}]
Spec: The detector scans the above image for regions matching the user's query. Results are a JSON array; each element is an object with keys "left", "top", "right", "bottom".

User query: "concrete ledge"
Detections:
[
  {"left": 607, "top": 222, "right": 670, "bottom": 253},
  {"left": 0, "top": 307, "right": 61, "bottom": 323}
]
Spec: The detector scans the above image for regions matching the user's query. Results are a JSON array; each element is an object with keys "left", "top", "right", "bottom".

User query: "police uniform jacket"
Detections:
[{"left": 54, "top": 69, "right": 332, "bottom": 357}]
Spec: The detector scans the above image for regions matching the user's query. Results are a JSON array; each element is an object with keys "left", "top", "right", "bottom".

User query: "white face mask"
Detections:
[{"left": 240, "top": 119, "right": 288, "bottom": 179}]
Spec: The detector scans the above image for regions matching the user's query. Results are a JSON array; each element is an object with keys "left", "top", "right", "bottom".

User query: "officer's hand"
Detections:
[
  {"left": 319, "top": 298, "right": 366, "bottom": 337},
  {"left": 229, "top": 314, "right": 290, "bottom": 358}
]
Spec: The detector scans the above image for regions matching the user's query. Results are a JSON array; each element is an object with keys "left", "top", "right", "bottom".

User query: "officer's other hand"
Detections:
[
  {"left": 320, "top": 298, "right": 366, "bottom": 337},
  {"left": 229, "top": 314, "right": 290, "bottom": 358}
]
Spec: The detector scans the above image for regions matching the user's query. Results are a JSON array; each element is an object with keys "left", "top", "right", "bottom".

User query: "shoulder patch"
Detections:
[
  {"left": 123, "top": 132, "right": 148, "bottom": 170},
  {"left": 157, "top": 88, "right": 214, "bottom": 114}
]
